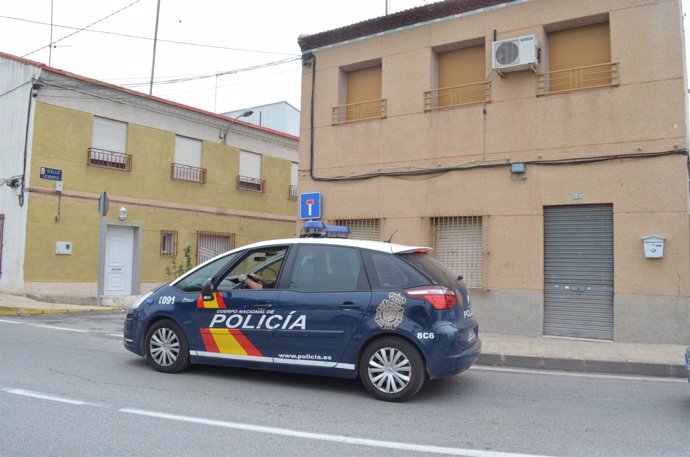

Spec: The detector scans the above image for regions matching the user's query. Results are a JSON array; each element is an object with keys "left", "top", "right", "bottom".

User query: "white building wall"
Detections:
[{"left": 0, "top": 58, "right": 40, "bottom": 292}]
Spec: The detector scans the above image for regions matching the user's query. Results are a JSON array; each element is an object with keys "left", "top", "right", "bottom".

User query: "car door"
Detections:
[
  {"left": 270, "top": 244, "right": 371, "bottom": 371},
  {"left": 191, "top": 245, "right": 288, "bottom": 366}
]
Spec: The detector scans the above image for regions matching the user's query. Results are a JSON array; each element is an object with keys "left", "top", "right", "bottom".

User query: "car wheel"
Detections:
[
  {"left": 359, "top": 336, "right": 425, "bottom": 402},
  {"left": 144, "top": 319, "right": 190, "bottom": 373}
]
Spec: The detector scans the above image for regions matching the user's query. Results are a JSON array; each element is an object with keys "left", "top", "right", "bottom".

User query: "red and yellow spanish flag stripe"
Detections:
[
  {"left": 197, "top": 292, "right": 227, "bottom": 309},
  {"left": 200, "top": 328, "right": 262, "bottom": 357}
]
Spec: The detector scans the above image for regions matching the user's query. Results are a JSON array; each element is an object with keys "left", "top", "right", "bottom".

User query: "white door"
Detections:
[{"left": 105, "top": 226, "right": 134, "bottom": 296}]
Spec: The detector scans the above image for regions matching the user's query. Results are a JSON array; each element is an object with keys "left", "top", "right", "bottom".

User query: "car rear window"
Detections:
[
  {"left": 362, "top": 250, "right": 430, "bottom": 289},
  {"left": 397, "top": 252, "right": 459, "bottom": 289}
]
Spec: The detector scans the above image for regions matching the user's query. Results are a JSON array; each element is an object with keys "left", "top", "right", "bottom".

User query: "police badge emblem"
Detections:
[{"left": 375, "top": 292, "right": 406, "bottom": 330}]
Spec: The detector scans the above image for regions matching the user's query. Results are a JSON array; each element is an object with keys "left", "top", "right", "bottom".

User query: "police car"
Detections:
[{"left": 124, "top": 222, "right": 481, "bottom": 402}]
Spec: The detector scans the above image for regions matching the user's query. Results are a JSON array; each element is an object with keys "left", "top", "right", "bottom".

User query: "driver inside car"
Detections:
[{"left": 238, "top": 272, "right": 273, "bottom": 289}]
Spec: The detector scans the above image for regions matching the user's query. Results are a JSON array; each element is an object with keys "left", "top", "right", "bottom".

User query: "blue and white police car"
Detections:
[{"left": 124, "top": 222, "right": 481, "bottom": 402}]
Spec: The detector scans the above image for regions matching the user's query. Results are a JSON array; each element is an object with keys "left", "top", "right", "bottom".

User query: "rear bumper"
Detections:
[{"left": 426, "top": 324, "right": 482, "bottom": 379}]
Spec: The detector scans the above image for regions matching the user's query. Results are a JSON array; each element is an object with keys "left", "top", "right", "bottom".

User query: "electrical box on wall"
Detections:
[
  {"left": 642, "top": 236, "right": 664, "bottom": 259},
  {"left": 55, "top": 241, "right": 72, "bottom": 255}
]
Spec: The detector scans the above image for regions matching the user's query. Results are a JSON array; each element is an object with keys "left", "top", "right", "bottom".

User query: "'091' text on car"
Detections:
[{"left": 124, "top": 222, "right": 481, "bottom": 402}]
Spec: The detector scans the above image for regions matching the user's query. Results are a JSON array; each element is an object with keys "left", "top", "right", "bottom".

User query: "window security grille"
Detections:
[
  {"left": 197, "top": 231, "right": 234, "bottom": 264},
  {"left": 160, "top": 230, "right": 177, "bottom": 256},
  {"left": 430, "top": 216, "right": 483, "bottom": 288},
  {"left": 333, "top": 218, "right": 381, "bottom": 241}
]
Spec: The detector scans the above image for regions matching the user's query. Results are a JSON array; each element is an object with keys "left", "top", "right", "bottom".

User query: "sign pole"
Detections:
[{"left": 96, "top": 192, "right": 109, "bottom": 306}]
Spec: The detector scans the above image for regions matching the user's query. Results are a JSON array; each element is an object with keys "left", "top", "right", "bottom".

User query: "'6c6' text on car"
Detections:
[{"left": 124, "top": 227, "right": 481, "bottom": 402}]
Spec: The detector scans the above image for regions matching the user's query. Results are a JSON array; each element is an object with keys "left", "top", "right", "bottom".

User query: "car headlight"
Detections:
[{"left": 131, "top": 291, "right": 153, "bottom": 310}]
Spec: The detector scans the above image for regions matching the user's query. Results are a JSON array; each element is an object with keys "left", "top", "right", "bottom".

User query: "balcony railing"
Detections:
[
  {"left": 237, "top": 175, "right": 265, "bottom": 193},
  {"left": 171, "top": 163, "right": 206, "bottom": 183},
  {"left": 424, "top": 81, "right": 491, "bottom": 111},
  {"left": 87, "top": 148, "right": 132, "bottom": 171},
  {"left": 537, "top": 62, "right": 619, "bottom": 96},
  {"left": 288, "top": 185, "right": 298, "bottom": 199},
  {"left": 332, "top": 99, "right": 387, "bottom": 125}
]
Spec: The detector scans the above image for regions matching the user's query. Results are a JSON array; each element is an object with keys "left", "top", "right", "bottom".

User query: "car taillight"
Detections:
[{"left": 404, "top": 286, "right": 457, "bottom": 310}]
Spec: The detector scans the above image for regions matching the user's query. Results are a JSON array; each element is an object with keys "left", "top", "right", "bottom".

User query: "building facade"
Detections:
[
  {"left": 0, "top": 52, "right": 299, "bottom": 305},
  {"left": 297, "top": 0, "right": 690, "bottom": 343},
  {"left": 225, "top": 101, "right": 300, "bottom": 137}
]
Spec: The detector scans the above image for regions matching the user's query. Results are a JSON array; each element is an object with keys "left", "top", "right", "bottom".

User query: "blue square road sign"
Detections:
[{"left": 299, "top": 192, "right": 321, "bottom": 220}]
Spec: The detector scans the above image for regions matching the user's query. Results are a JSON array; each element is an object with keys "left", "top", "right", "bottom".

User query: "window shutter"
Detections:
[
  {"left": 174, "top": 136, "right": 202, "bottom": 168},
  {"left": 549, "top": 23, "right": 610, "bottom": 71},
  {"left": 240, "top": 151, "right": 262, "bottom": 179},
  {"left": 346, "top": 66, "right": 382, "bottom": 104},
  {"left": 438, "top": 46, "right": 485, "bottom": 89},
  {"left": 93, "top": 117, "right": 127, "bottom": 153}
]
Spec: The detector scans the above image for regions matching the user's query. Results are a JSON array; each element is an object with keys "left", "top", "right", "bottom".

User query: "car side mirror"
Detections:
[{"left": 201, "top": 278, "right": 214, "bottom": 300}]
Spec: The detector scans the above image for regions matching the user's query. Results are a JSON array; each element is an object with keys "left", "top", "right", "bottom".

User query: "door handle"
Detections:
[
  {"left": 339, "top": 302, "right": 361, "bottom": 310},
  {"left": 254, "top": 302, "right": 273, "bottom": 309}
]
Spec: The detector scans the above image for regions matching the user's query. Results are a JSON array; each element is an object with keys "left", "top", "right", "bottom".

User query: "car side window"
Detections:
[
  {"left": 218, "top": 246, "right": 288, "bottom": 291},
  {"left": 288, "top": 245, "right": 368, "bottom": 292}
]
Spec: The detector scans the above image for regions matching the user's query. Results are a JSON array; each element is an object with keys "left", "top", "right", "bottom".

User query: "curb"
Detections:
[
  {"left": 476, "top": 353, "right": 687, "bottom": 379},
  {"left": 0, "top": 306, "right": 122, "bottom": 315}
]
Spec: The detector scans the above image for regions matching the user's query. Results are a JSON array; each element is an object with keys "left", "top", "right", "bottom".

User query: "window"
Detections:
[
  {"left": 333, "top": 64, "right": 386, "bottom": 124},
  {"left": 289, "top": 245, "right": 367, "bottom": 292},
  {"left": 197, "top": 231, "right": 234, "bottom": 264},
  {"left": 362, "top": 250, "right": 428, "bottom": 290},
  {"left": 174, "top": 252, "right": 240, "bottom": 292},
  {"left": 425, "top": 45, "right": 489, "bottom": 110},
  {"left": 333, "top": 218, "right": 380, "bottom": 241},
  {"left": 289, "top": 162, "right": 298, "bottom": 199},
  {"left": 539, "top": 22, "right": 618, "bottom": 95},
  {"left": 238, "top": 150, "right": 264, "bottom": 192},
  {"left": 172, "top": 136, "right": 206, "bottom": 183},
  {"left": 430, "top": 216, "right": 483, "bottom": 288},
  {"left": 220, "top": 246, "right": 288, "bottom": 291},
  {"left": 160, "top": 230, "right": 177, "bottom": 256},
  {"left": 89, "top": 116, "right": 131, "bottom": 171}
]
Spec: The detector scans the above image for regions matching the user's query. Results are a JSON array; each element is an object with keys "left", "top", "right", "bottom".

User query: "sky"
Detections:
[
  {"left": 0, "top": 0, "right": 439, "bottom": 114},
  {"left": 1, "top": 0, "right": 689, "bottom": 115}
]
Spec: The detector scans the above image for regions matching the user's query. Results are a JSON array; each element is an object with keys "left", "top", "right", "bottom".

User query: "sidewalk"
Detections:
[
  {"left": 0, "top": 292, "right": 687, "bottom": 379},
  {"left": 0, "top": 292, "right": 121, "bottom": 315}
]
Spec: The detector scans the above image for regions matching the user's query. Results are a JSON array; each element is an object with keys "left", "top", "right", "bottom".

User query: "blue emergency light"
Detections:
[{"left": 300, "top": 221, "right": 351, "bottom": 238}]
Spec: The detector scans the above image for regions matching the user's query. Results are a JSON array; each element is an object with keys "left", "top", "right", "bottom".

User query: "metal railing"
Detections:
[
  {"left": 87, "top": 148, "right": 132, "bottom": 171},
  {"left": 171, "top": 163, "right": 207, "bottom": 183},
  {"left": 537, "top": 62, "right": 619, "bottom": 96},
  {"left": 288, "top": 185, "right": 299, "bottom": 199},
  {"left": 237, "top": 175, "right": 265, "bottom": 193},
  {"left": 332, "top": 99, "right": 387, "bottom": 125},
  {"left": 424, "top": 81, "right": 491, "bottom": 111}
]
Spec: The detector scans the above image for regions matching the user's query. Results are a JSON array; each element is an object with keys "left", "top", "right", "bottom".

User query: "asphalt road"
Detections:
[{"left": 1, "top": 312, "right": 688, "bottom": 457}]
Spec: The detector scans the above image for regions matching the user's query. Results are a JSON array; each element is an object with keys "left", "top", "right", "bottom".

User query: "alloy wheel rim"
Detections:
[
  {"left": 367, "top": 347, "right": 411, "bottom": 394},
  {"left": 149, "top": 327, "right": 180, "bottom": 367}
]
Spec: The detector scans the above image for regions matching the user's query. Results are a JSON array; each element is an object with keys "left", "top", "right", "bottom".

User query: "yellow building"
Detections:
[
  {"left": 297, "top": 0, "right": 690, "bottom": 343},
  {"left": 0, "top": 52, "right": 298, "bottom": 305}
]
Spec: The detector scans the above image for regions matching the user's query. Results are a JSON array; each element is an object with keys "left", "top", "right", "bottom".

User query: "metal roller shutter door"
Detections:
[{"left": 544, "top": 205, "right": 613, "bottom": 340}]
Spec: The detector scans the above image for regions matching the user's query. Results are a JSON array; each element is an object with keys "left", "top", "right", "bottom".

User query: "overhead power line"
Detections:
[
  {"left": 1, "top": 14, "right": 297, "bottom": 56},
  {"left": 21, "top": 0, "right": 143, "bottom": 58}
]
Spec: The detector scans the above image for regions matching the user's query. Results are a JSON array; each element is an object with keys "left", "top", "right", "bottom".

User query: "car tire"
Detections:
[
  {"left": 144, "top": 319, "right": 191, "bottom": 373},
  {"left": 359, "top": 336, "right": 426, "bottom": 402}
]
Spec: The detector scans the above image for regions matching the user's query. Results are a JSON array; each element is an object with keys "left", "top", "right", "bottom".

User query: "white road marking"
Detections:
[
  {"left": 0, "top": 318, "right": 23, "bottom": 324},
  {"left": 119, "top": 407, "right": 554, "bottom": 457},
  {"left": 26, "top": 323, "right": 88, "bottom": 333},
  {"left": 5, "top": 388, "right": 88, "bottom": 405},
  {"left": 472, "top": 365, "right": 686, "bottom": 383}
]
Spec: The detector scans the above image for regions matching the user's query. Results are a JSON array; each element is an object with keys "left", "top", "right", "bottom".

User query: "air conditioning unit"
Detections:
[{"left": 492, "top": 35, "right": 538, "bottom": 74}]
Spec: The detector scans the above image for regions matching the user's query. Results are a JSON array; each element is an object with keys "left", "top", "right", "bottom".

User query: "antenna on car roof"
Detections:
[{"left": 384, "top": 229, "right": 398, "bottom": 243}]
